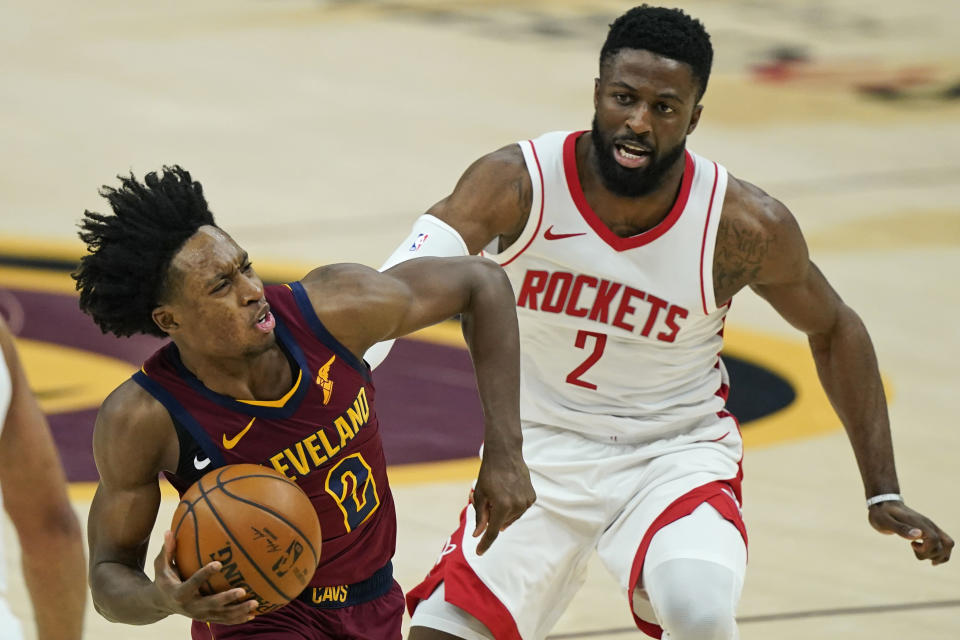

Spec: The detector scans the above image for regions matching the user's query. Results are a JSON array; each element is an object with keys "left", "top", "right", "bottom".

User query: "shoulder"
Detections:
[
  {"left": 300, "top": 263, "right": 385, "bottom": 310},
  {"left": 468, "top": 143, "right": 528, "bottom": 179},
  {"left": 94, "top": 378, "right": 178, "bottom": 486},
  {"left": 429, "top": 143, "right": 532, "bottom": 253},
  {"left": 713, "top": 175, "right": 809, "bottom": 300},
  {"left": 450, "top": 144, "right": 530, "bottom": 212},
  {"left": 720, "top": 175, "right": 799, "bottom": 240}
]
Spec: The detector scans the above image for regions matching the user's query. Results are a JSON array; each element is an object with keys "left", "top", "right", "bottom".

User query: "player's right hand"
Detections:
[
  {"left": 868, "top": 501, "right": 954, "bottom": 565},
  {"left": 152, "top": 530, "right": 258, "bottom": 624}
]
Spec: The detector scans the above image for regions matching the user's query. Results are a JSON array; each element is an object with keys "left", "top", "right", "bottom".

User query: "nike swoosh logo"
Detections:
[
  {"left": 544, "top": 226, "right": 587, "bottom": 240},
  {"left": 222, "top": 417, "right": 256, "bottom": 450},
  {"left": 194, "top": 456, "right": 211, "bottom": 470}
]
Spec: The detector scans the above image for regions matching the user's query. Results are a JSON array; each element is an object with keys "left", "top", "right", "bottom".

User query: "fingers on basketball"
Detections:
[{"left": 170, "top": 464, "right": 323, "bottom": 616}]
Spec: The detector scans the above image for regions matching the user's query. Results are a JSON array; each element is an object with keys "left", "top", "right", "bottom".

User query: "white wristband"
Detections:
[{"left": 866, "top": 493, "right": 902, "bottom": 508}]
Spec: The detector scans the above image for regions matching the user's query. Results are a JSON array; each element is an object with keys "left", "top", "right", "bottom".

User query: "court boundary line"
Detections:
[{"left": 546, "top": 599, "right": 960, "bottom": 638}]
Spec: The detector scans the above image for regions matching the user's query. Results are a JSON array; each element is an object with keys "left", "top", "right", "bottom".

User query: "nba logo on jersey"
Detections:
[{"left": 409, "top": 233, "right": 428, "bottom": 251}]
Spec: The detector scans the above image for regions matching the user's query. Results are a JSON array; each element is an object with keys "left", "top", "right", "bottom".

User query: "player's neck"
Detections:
[
  {"left": 176, "top": 341, "right": 295, "bottom": 401},
  {"left": 577, "top": 133, "right": 686, "bottom": 238}
]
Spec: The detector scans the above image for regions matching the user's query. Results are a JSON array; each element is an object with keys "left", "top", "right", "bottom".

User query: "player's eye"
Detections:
[
  {"left": 657, "top": 102, "right": 675, "bottom": 114},
  {"left": 613, "top": 93, "right": 632, "bottom": 104}
]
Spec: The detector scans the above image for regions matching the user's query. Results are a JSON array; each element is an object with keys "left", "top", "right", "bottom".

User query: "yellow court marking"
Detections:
[
  {"left": 0, "top": 266, "right": 77, "bottom": 295},
  {"left": 18, "top": 338, "right": 136, "bottom": 415},
  {"left": 723, "top": 326, "right": 892, "bottom": 448}
]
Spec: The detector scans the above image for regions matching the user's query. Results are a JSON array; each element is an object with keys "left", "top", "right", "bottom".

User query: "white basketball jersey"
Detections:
[{"left": 483, "top": 131, "right": 730, "bottom": 444}]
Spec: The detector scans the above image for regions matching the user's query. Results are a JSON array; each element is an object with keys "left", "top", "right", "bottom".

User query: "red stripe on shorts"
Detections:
[
  {"left": 627, "top": 480, "right": 748, "bottom": 639},
  {"left": 406, "top": 506, "right": 522, "bottom": 640}
]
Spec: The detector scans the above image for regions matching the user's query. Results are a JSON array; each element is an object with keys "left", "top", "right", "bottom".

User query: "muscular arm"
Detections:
[
  {"left": 716, "top": 177, "right": 952, "bottom": 564},
  {"left": 424, "top": 143, "right": 532, "bottom": 254},
  {"left": 303, "top": 257, "right": 535, "bottom": 552},
  {"left": 88, "top": 382, "right": 256, "bottom": 624},
  {"left": 0, "top": 319, "right": 86, "bottom": 639}
]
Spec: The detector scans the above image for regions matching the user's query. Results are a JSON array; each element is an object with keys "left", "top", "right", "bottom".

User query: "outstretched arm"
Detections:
[
  {"left": 716, "top": 177, "right": 953, "bottom": 565},
  {"left": 0, "top": 318, "right": 86, "bottom": 639},
  {"left": 305, "top": 256, "right": 535, "bottom": 554},
  {"left": 364, "top": 143, "right": 531, "bottom": 370}
]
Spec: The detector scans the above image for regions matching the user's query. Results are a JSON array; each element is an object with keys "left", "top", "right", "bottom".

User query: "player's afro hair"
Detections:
[
  {"left": 73, "top": 165, "right": 216, "bottom": 337},
  {"left": 600, "top": 5, "right": 713, "bottom": 99}
]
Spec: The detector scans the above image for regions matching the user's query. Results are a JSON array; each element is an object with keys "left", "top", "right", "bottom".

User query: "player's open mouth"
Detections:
[
  {"left": 255, "top": 308, "right": 275, "bottom": 332},
  {"left": 614, "top": 142, "right": 652, "bottom": 169}
]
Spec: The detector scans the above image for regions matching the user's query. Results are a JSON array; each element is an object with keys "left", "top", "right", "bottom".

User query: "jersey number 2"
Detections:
[
  {"left": 325, "top": 453, "right": 380, "bottom": 532},
  {"left": 566, "top": 330, "right": 607, "bottom": 390}
]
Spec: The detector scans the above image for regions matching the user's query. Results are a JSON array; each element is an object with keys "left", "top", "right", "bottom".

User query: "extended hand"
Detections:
[
  {"left": 153, "top": 531, "right": 258, "bottom": 624},
  {"left": 868, "top": 501, "right": 954, "bottom": 565},
  {"left": 472, "top": 453, "right": 536, "bottom": 555}
]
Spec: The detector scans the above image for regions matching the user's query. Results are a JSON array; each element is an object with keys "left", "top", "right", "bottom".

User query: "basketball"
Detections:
[{"left": 171, "top": 464, "right": 322, "bottom": 616}]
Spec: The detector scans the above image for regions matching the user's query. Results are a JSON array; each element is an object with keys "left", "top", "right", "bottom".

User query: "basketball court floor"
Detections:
[{"left": 1, "top": 1, "right": 958, "bottom": 638}]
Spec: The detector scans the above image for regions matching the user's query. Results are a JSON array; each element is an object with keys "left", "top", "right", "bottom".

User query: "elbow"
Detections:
[
  {"left": 92, "top": 598, "right": 114, "bottom": 622},
  {"left": 16, "top": 502, "right": 83, "bottom": 563},
  {"left": 471, "top": 256, "right": 512, "bottom": 294},
  {"left": 23, "top": 502, "right": 82, "bottom": 543},
  {"left": 807, "top": 303, "right": 865, "bottom": 354}
]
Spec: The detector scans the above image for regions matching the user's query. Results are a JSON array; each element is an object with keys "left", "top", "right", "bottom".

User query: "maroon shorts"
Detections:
[{"left": 191, "top": 580, "right": 404, "bottom": 640}]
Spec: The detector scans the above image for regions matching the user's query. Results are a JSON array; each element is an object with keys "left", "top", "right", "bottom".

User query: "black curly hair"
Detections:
[
  {"left": 600, "top": 5, "right": 713, "bottom": 100},
  {"left": 73, "top": 166, "right": 216, "bottom": 337}
]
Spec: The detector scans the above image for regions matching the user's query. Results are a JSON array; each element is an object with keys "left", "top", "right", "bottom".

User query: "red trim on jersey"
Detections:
[
  {"left": 720, "top": 409, "right": 745, "bottom": 492},
  {"left": 500, "top": 140, "right": 545, "bottom": 268},
  {"left": 406, "top": 507, "right": 522, "bottom": 640},
  {"left": 562, "top": 131, "right": 695, "bottom": 252},
  {"left": 627, "top": 480, "right": 748, "bottom": 639},
  {"left": 699, "top": 161, "right": 720, "bottom": 314}
]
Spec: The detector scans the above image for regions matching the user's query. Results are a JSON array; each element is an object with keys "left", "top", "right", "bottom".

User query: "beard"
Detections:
[{"left": 590, "top": 115, "right": 686, "bottom": 198}]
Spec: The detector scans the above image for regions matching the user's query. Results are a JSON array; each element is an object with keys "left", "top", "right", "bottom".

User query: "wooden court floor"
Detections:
[{"left": 1, "top": 1, "right": 958, "bottom": 638}]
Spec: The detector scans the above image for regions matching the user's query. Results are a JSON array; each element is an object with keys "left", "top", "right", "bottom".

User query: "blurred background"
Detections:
[{"left": 1, "top": 1, "right": 958, "bottom": 638}]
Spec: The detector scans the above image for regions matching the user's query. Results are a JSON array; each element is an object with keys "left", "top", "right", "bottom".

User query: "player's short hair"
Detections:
[
  {"left": 73, "top": 165, "right": 216, "bottom": 337},
  {"left": 600, "top": 5, "right": 713, "bottom": 100}
]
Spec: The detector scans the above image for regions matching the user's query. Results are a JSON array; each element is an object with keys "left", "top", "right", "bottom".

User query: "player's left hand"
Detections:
[
  {"left": 472, "top": 451, "right": 536, "bottom": 555},
  {"left": 868, "top": 501, "right": 954, "bottom": 565}
]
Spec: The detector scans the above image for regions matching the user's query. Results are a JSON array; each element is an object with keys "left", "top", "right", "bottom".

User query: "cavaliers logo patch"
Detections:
[{"left": 316, "top": 354, "right": 335, "bottom": 405}]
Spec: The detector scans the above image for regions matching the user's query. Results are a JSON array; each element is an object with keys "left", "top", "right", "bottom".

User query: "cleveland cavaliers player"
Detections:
[
  {"left": 370, "top": 6, "right": 953, "bottom": 640},
  {"left": 74, "top": 166, "right": 535, "bottom": 639}
]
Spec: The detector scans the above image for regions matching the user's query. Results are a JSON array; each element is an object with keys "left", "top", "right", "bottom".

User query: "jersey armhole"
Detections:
[
  {"left": 480, "top": 140, "right": 544, "bottom": 266},
  {"left": 131, "top": 370, "right": 226, "bottom": 468},
  {"left": 286, "top": 281, "right": 371, "bottom": 380},
  {"left": 699, "top": 163, "right": 729, "bottom": 315}
]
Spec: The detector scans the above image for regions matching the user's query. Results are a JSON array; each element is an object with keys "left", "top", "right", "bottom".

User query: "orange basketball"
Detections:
[{"left": 171, "top": 463, "right": 322, "bottom": 616}]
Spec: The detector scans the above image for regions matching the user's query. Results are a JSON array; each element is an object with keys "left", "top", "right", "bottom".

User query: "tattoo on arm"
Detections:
[
  {"left": 499, "top": 173, "right": 533, "bottom": 252},
  {"left": 714, "top": 215, "right": 772, "bottom": 303}
]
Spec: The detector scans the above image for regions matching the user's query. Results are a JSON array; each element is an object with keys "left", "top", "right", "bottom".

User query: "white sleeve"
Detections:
[
  {"left": 378, "top": 214, "right": 470, "bottom": 270},
  {"left": 364, "top": 214, "right": 471, "bottom": 370}
]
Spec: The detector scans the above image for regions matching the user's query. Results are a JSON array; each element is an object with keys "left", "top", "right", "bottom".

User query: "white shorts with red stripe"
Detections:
[{"left": 406, "top": 418, "right": 746, "bottom": 640}]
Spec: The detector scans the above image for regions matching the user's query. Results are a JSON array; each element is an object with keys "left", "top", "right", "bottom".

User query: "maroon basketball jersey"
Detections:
[{"left": 132, "top": 282, "right": 396, "bottom": 586}]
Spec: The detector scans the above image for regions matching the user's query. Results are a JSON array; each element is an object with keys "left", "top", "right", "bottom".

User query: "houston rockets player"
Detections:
[
  {"left": 371, "top": 6, "right": 954, "bottom": 640},
  {"left": 74, "top": 166, "right": 535, "bottom": 638}
]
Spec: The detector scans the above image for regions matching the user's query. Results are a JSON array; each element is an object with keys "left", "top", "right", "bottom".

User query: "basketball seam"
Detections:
[
  {"left": 195, "top": 469, "right": 296, "bottom": 602},
  {"left": 172, "top": 501, "right": 204, "bottom": 585},
  {"left": 217, "top": 480, "right": 321, "bottom": 567}
]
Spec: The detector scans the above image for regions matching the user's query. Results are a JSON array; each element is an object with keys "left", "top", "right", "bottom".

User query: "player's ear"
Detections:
[
  {"left": 152, "top": 305, "right": 178, "bottom": 335},
  {"left": 687, "top": 104, "right": 703, "bottom": 135}
]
